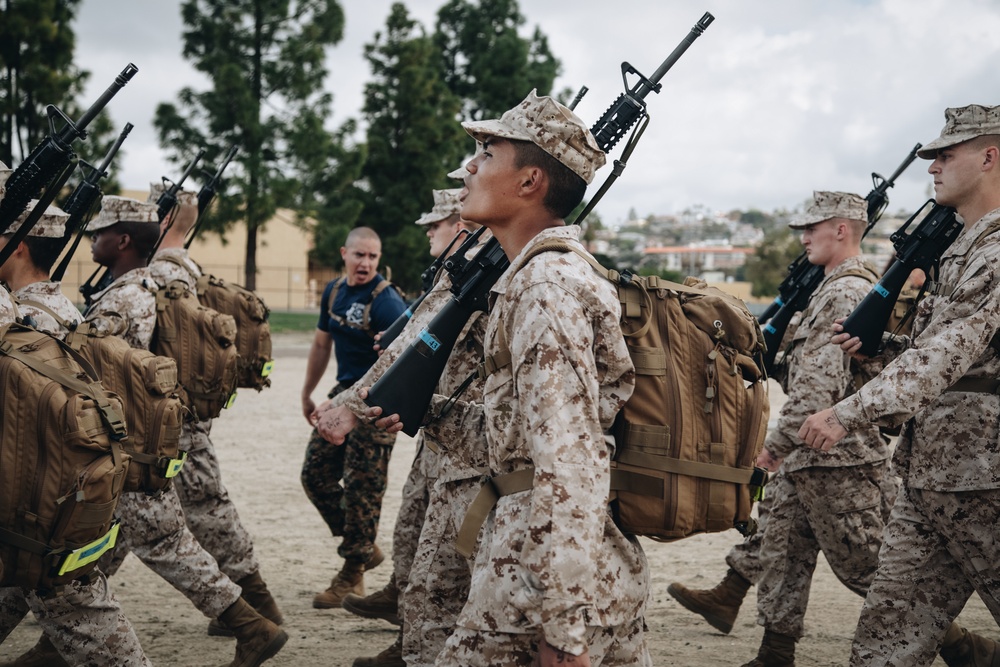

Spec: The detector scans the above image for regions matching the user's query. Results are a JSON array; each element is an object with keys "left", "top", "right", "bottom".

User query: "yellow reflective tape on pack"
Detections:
[
  {"left": 225, "top": 391, "right": 237, "bottom": 409},
  {"left": 164, "top": 451, "right": 188, "bottom": 479},
  {"left": 57, "top": 522, "right": 120, "bottom": 576},
  {"left": 261, "top": 360, "right": 274, "bottom": 378}
]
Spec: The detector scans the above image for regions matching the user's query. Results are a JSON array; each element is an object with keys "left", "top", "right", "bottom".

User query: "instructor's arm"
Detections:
[{"left": 302, "top": 329, "right": 333, "bottom": 424}]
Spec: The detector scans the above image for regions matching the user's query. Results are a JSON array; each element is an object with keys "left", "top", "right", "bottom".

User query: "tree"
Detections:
[
  {"left": 155, "top": 0, "right": 352, "bottom": 290},
  {"left": 744, "top": 228, "right": 801, "bottom": 297},
  {"left": 434, "top": 0, "right": 560, "bottom": 122},
  {"left": 357, "top": 3, "right": 467, "bottom": 292}
]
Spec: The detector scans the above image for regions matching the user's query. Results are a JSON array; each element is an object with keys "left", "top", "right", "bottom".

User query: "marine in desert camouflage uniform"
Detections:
[
  {"left": 369, "top": 91, "right": 649, "bottom": 666},
  {"left": 319, "top": 187, "right": 489, "bottom": 667},
  {"left": 85, "top": 195, "right": 286, "bottom": 667},
  {"left": 0, "top": 197, "right": 151, "bottom": 667},
  {"left": 142, "top": 184, "right": 283, "bottom": 637},
  {"left": 802, "top": 104, "right": 1000, "bottom": 667}
]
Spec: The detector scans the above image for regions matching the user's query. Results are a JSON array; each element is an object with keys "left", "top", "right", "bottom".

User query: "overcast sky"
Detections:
[{"left": 73, "top": 0, "right": 1000, "bottom": 228}]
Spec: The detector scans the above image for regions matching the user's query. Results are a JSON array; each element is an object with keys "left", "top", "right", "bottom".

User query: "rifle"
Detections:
[
  {"left": 80, "top": 148, "right": 205, "bottom": 303},
  {"left": 51, "top": 122, "right": 133, "bottom": 282},
  {"left": 0, "top": 64, "right": 138, "bottom": 267},
  {"left": 840, "top": 201, "right": 963, "bottom": 356},
  {"left": 759, "top": 143, "right": 923, "bottom": 374},
  {"left": 186, "top": 144, "right": 239, "bottom": 248},
  {"left": 365, "top": 13, "right": 716, "bottom": 436}
]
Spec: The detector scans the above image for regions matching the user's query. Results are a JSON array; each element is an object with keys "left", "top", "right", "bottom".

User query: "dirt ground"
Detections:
[{"left": 1, "top": 331, "right": 995, "bottom": 666}]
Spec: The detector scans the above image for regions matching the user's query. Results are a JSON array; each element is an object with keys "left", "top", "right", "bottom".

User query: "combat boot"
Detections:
[
  {"left": 208, "top": 570, "right": 285, "bottom": 637},
  {"left": 312, "top": 546, "right": 384, "bottom": 609},
  {"left": 667, "top": 568, "right": 752, "bottom": 634},
  {"left": 216, "top": 597, "right": 288, "bottom": 667},
  {"left": 740, "top": 629, "right": 797, "bottom": 667},
  {"left": 0, "top": 634, "right": 68, "bottom": 667},
  {"left": 940, "top": 623, "right": 1000, "bottom": 667},
  {"left": 352, "top": 632, "right": 404, "bottom": 667},
  {"left": 342, "top": 573, "right": 401, "bottom": 626}
]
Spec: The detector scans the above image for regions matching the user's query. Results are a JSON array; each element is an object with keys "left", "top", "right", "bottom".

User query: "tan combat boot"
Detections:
[
  {"left": 940, "top": 623, "right": 1000, "bottom": 667},
  {"left": 0, "top": 635, "right": 68, "bottom": 667},
  {"left": 312, "top": 545, "right": 384, "bottom": 610},
  {"left": 741, "top": 629, "right": 797, "bottom": 667},
  {"left": 208, "top": 570, "right": 284, "bottom": 637},
  {"left": 342, "top": 573, "right": 401, "bottom": 626},
  {"left": 216, "top": 597, "right": 288, "bottom": 667},
  {"left": 352, "top": 632, "right": 405, "bottom": 667},
  {"left": 667, "top": 568, "right": 752, "bottom": 634}
]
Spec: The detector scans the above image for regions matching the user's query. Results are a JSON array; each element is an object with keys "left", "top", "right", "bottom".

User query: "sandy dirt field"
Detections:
[{"left": 1, "top": 331, "right": 995, "bottom": 666}]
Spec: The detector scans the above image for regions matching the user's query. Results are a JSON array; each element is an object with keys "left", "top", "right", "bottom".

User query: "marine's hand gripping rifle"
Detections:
[
  {"left": 0, "top": 63, "right": 138, "bottom": 267},
  {"left": 51, "top": 122, "right": 134, "bottom": 282},
  {"left": 364, "top": 13, "right": 716, "bottom": 436},
  {"left": 759, "top": 143, "right": 922, "bottom": 374},
  {"left": 840, "top": 200, "right": 963, "bottom": 356}
]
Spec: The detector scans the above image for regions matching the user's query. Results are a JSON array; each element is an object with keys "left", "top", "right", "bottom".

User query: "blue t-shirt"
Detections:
[{"left": 317, "top": 274, "right": 407, "bottom": 385}]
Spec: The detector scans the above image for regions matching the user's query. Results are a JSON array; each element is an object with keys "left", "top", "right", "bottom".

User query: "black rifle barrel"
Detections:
[
  {"left": 157, "top": 149, "right": 206, "bottom": 221},
  {"left": 60, "top": 63, "right": 138, "bottom": 146}
]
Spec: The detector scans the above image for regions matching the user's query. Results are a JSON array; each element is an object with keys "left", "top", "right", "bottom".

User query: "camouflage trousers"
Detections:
[
  {"left": 392, "top": 438, "right": 438, "bottom": 591},
  {"left": 756, "top": 463, "right": 887, "bottom": 639},
  {"left": 403, "top": 474, "right": 481, "bottom": 666},
  {"left": 301, "top": 384, "right": 395, "bottom": 563},
  {"left": 850, "top": 484, "right": 1000, "bottom": 667},
  {"left": 0, "top": 572, "right": 150, "bottom": 666},
  {"left": 172, "top": 419, "right": 260, "bottom": 582},
  {"left": 98, "top": 486, "right": 242, "bottom": 619},
  {"left": 728, "top": 462, "right": 899, "bottom": 586},
  {"left": 435, "top": 617, "right": 651, "bottom": 667}
]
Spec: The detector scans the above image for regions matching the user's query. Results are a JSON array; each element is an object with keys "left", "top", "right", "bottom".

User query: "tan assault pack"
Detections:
[
  {"left": 465, "top": 241, "right": 769, "bottom": 546},
  {"left": 0, "top": 324, "right": 130, "bottom": 589},
  {"left": 152, "top": 280, "right": 239, "bottom": 422},
  {"left": 66, "top": 316, "right": 186, "bottom": 494},
  {"left": 195, "top": 274, "right": 273, "bottom": 390}
]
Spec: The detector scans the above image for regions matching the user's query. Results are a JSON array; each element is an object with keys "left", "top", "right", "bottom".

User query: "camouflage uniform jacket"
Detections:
[
  {"left": 835, "top": 207, "right": 1000, "bottom": 491},
  {"left": 148, "top": 247, "right": 201, "bottom": 293},
  {"left": 767, "top": 255, "right": 888, "bottom": 471},
  {"left": 84, "top": 268, "right": 158, "bottom": 350},
  {"left": 0, "top": 285, "right": 13, "bottom": 326},
  {"left": 335, "top": 234, "right": 492, "bottom": 480},
  {"left": 12, "top": 281, "right": 82, "bottom": 336},
  {"left": 427, "top": 226, "right": 645, "bottom": 654}
]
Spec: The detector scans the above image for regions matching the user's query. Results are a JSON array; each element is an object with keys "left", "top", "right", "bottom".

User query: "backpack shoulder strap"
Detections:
[
  {"left": 325, "top": 277, "right": 346, "bottom": 326},
  {"left": 14, "top": 298, "right": 73, "bottom": 330}
]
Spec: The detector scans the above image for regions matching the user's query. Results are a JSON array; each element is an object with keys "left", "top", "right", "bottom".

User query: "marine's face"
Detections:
[
  {"left": 340, "top": 238, "right": 381, "bottom": 287},
  {"left": 928, "top": 141, "right": 983, "bottom": 209},
  {"left": 90, "top": 228, "right": 124, "bottom": 267},
  {"left": 800, "top": 218, "right": 840, "bottom": 267},
  {"left": 426, "top": 217, "right": 461, "bottom": 258},
  {"left": 462, "top": 138, "right": 519, "bottom": 229}
]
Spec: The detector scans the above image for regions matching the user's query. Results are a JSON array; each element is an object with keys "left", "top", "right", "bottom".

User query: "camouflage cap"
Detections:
[
  {"left": 917, "top": 104, "right": 1000, "bottom": 159},
  {"left": 0, "top": 160, "right": 11, "bottom": 201},
  {"left": 462, "top": 89, "right": 606, "bottom": 184},
  {"left": 88, "top": 195, "right": 160, "bottom": 232},
  {"left": 148, "top": 182, "right": 197, "bottom": 208},
  {"left": 789, "top": 191, "right": 867, "bottom": 229},
  {"left": 5, "top": 199, "right": 70, "bottom": 238},
  {"left": 414, "top": 189, "right": 463, "bottom": 226}
]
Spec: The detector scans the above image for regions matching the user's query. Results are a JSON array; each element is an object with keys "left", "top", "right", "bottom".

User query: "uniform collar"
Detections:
[{"left": 943, "top": 207, "right": 1000, "bottom": 259}]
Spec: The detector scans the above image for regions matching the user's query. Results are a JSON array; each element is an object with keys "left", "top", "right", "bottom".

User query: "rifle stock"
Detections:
[{"left": 841, "top": 201, "right": 962, "bottom": 356}]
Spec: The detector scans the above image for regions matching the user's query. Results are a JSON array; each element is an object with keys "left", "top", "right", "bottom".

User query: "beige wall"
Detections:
[{"left": 60, "top": 189, "right": 321, "bottom": 309}]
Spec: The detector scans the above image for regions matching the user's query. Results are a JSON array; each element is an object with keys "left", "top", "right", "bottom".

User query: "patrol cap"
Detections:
[
  {"left": 789, "top": 191, "right": 867, "bottom": 229},
  {"left": 5, "top": 200, "right": 69, "bottom": 238},
  {"left": 148, "top": 182, "right": 197, "bottom": 207},
  {"left": 0, "top": 160, "right": 10, "bottom": 201},
  {"left": 414, "top": 189, "right": 463, "bottom": 226},
  {"left": 917, "top": 104, "right": 1000, "bottom": 159},
  {"left": 88, "top": 195, "right": 160, "bottom": 232},
  {"left": 462, "top": 89, "right": 606, "bottom": 184},
  {"left": 447, "top": 165, "right": 469, "bottom": 180}
]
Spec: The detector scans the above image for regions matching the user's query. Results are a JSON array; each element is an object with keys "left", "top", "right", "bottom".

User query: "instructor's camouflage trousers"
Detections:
[{"left": 301, "top": 384, "right": 395, "bottom": 563}]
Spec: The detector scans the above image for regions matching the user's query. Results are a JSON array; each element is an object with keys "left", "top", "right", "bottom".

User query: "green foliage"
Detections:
[
  {"left": 744, "top": 227, "right": 802, "bottom": 297},
  {"left": 433, "top": 0, "right": 560, "bottom": 121},
  {"left": 356, "top": 3, "right": 467, "bottom": 292},
  {"left": 155, "top": 0, "right": 357, "bottom": 290},
  {"left": 267, "top": 310, "right": 321, "bottom": 333}
]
